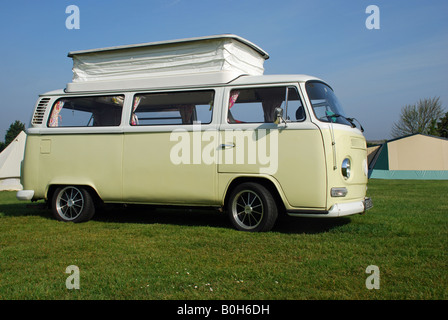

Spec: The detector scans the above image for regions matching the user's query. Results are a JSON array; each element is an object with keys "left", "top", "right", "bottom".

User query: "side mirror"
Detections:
[{"left": 274, "top": 107, "right": 284, "bottom": 124}]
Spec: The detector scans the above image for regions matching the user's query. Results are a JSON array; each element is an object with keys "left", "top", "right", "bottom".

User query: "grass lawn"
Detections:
[{"left": 0, "top": 179, "right": 446, "bottom": 300}]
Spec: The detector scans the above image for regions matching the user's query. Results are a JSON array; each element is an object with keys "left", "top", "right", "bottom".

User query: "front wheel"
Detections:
[
  {"left": 227, "top": 182, "right": 278, "bottom": 232},
  {"left": 52, "top": 186, "right": 95, "bottom": 223}
]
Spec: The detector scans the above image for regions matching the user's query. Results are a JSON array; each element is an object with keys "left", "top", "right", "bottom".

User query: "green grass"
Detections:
[{"left": 0, "top": 180, "right": 447, "bottom": 300}]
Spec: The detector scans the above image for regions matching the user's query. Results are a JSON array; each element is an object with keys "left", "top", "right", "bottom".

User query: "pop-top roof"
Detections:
[
  {"left": 68, "top": 34, "right": 269, "bottom": 59},
  {"left": 66, "top": 34, "right": 270, "bottom": 90}
]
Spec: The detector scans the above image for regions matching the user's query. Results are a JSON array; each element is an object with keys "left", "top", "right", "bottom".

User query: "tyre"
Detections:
[
  {"left": 52, "top": 186, "right": 95, "bottom": 223},
  {"left": 227, "top": 182, "right": 278, "bottom": 232}
]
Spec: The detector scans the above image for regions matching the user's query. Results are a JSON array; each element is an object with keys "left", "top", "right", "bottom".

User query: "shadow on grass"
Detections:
[
  {"left": 94, "top": 204, "right": 352, "bottom": 234},
  {"left": 0, "top": 201, "right": 50, "bottom": 219},
  {"left": 0, "top": 200, "right": 351, "bottom": 235}
]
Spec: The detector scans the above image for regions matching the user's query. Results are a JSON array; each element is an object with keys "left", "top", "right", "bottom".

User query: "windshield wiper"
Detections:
[
  {"left": 325, "top": 113, "right": 364, "bottom": 132},
  {"left": 346, "top": 117, "right": 364, "bottom": 132}
]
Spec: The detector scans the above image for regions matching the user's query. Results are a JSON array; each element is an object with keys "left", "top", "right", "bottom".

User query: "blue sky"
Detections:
[{"left": 0, "top": 0, "right": 447, "bottom": 140}]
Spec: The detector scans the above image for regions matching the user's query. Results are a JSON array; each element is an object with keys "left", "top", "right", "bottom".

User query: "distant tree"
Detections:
[
  {"left": 435, "top": 112, "right": 448, "bottom": 138},
  {"left": 391, "top": 97, "right": 444, "bottom": 138},
  {"left": 3, "top": 120, "right": 26, "bottom": 148},
  {"left": 427, "top": 118, "right": 439, "bottom": 136}
]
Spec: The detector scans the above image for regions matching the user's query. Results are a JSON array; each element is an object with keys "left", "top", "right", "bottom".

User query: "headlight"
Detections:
[{"left": 341, "top": 158, "right": 351, "bottom": 179}]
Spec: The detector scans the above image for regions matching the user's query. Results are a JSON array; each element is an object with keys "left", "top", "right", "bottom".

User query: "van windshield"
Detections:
[{"left": 305, "top": 81, "right": 351, "bottom": 126}]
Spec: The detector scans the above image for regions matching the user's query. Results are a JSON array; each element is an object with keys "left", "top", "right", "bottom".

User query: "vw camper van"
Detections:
[{"left": 17, "top": 35, "right": 372, "bottom": 231}]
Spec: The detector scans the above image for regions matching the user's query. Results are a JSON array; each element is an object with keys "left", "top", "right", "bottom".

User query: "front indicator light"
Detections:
[{"left": 331, "top": 187, "right": 348, "bottom": 197}]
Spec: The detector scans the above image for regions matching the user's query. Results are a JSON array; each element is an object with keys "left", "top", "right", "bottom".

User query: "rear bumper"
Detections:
[
  {"left": 287, "top": 197, "right": 373, "bottom": 218},
  {"left": 16, "top": 190, "right": 35, "bottom": 201}
]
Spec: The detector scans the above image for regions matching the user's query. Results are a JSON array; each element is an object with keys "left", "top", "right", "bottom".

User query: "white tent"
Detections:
[{"left": 0, "top": 131, "right": 26, "bottom": 191}]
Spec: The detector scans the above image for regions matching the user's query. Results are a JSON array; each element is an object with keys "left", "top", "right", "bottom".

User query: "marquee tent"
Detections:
[
  {"left": 0, "top": 131, "right": 26, "bottom": 190},
  {"left": 368, "top": 134, "right": 448, "bottom": 180}
]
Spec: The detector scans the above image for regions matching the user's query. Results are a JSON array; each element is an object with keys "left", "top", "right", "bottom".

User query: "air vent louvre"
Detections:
[{"left": 32, "top": 98, "right": 51, "bottom": 125}]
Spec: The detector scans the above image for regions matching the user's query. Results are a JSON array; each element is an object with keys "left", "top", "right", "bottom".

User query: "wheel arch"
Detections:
[
  {"left": 47, "top": 184, "right": 103, "bottom": 207},
  {"left": 223, "top": 176, "right": 286, "bottom": 215}
]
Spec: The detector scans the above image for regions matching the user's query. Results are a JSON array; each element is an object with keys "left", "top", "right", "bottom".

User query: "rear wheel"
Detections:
[
  {"left": 52, "top": 186, "right": 95, "bottom": 223},
  {"left": 227, "top": 182, "right": 278, "bottom": 232}
]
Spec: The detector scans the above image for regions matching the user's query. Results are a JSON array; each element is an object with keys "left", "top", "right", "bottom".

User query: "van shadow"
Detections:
[
  {"left": 93, "top": 205, "right": 352, "bottom": 234},
  {"left": 0, "top": 201, "right": 50, "bottom": 219},
  {"left": 274, "top": 214, "right": 351, "bottom": 234},
  {"left": 0, "top": 201, "right": 351, "bottom": 235}
]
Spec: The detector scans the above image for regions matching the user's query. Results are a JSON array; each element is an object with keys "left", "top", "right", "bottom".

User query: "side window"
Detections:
[
  {"left": 48, "top": 95, "right": 124, "bottom": 127},
  {"left": 285, "top": 87, "right": 305, "bottom": 122},
  {"left": 131, "top": 90, "right": 214, "bottom": 126},
  {"left": 227, "top": 86, "right": 304, "bottom": 123}
]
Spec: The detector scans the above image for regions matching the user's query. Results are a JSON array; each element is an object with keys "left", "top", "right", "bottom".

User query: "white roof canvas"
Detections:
[{"left": 67, "top": 34, "right": 269, "bottom": 85}]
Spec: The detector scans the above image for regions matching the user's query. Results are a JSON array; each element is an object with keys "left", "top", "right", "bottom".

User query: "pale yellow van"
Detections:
[{"left": 17, "top": 35, "right": 372, "bottom": 231}]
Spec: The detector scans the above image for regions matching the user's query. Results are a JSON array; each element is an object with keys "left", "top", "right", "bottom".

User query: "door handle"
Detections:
[{"left": 220, "top": 143, "right": 235, "bottom": 149}]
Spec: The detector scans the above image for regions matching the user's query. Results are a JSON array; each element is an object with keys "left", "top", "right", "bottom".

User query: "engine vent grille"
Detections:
[{"left": 32, "top": 97, "right": 51, "bottom": 125}]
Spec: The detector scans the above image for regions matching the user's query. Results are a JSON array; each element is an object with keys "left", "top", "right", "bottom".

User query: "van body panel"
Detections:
[
  {"left": 319, "top": 126, "right": 368, "bottom": 208},
  {"left": 217, "top": 125, "right": 327, "bottom": 207},
  {"left": 122, "top": 129, "right": 218, "bottom": 205},
  {"left": 21, "top": 134, "right": 40, "bottom": 198},
  {"left": 274, "top": 127, "right": 327, "bottom": 208},
  {"left": 25, "top": 133, "right": 123, "bottom": 201}
]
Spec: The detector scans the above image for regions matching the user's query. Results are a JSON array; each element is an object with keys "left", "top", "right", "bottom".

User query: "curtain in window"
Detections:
[
  {"left": 131, "top": 96, "right": 141, "bottom": 125},
  {"left": 48, "top": 101, "right": 64, "bottom": 127},
  {"left": 179, "top": 105, "right": 195, "bottom": 124},
  {"left": 111, "top": 96, "right": 124, "bottom": 105},
  {"left": 227, "top": 91, "right": 241, "bottom": 123},
  {"left": 228, "top": 91, "right": 240, "bottom": 109}
]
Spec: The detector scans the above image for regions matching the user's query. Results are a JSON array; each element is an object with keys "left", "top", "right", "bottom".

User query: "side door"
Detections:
[{"left": 122, "top": 89, "right": 220, "bottom": 205}]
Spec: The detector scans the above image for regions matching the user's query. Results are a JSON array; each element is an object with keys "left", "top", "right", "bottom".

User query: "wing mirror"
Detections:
[{"left": 274, "top": 107, "right": 285, "bottom": 124}]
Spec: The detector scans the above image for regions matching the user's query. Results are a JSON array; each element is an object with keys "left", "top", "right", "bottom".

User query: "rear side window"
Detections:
[
  {"left": 131, "top": 90, "right": 214, "bottom": 126},
  {"left": 48, "top": 95, "right": 124, "bottom": 127},
  {"left": 227, "top": 86, "right": 304, "bottom": 123}
]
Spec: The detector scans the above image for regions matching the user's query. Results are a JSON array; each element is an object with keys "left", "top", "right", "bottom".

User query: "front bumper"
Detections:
[
  {"left": 287, "top": 197, "right": 373, "bottom": 218},
  {"left": 327, "top": 197, "right": 373, "bottom": 217},
  {"left": 327, "top": 198, "right": 370, "bottom": 217}
]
